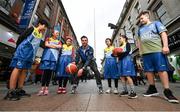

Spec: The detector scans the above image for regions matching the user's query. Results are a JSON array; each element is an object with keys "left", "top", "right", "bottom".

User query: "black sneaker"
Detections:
[
  {"left": 71, "top": 86, "right": 76, "bottom": 94},
  {"left": 119, "top": 91, "right": 129, "bottom": 97},
  {"left": 4, "top": 90, "right": 20, "bottom": 101},
  {"left": 143, "top": 85, "right": 159, "bottom": 97},
  {"left": 164, "top": 89, "right": 179, "bottom": 104},
  {"left": 128, "top": 92, "right": 138, "bottom": 99},
  {"left": 17, "top": 89, "right": 31, "bottom": 97},
  {"left": 98, "top": 87, "right": 103, "bottom": 94}
]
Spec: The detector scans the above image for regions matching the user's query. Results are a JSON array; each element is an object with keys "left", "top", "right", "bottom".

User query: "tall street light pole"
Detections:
[{"left": 94, "top": 8, "right": 96, "bottom": 58}]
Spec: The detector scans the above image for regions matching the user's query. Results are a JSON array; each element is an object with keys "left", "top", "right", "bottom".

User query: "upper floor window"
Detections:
[
  {"left": 154, "top": 2, "right": 171, "bottom": 25},
  {"left": 44, "top": 5, "right": 51, "bottom": 18},
  {"left": 148, "top": 0, "right": 151, "bottom": 4},
  {"left": 134, "top": 2, "right": 141, "bottom": 14},
  {"left": 128, "top": 16, "right": 133, "bottom": 28},
  {"left": 0, "top": 0, "right": 15, "bottom": 14},
  {"left": 32, "top": 14, "right": 39, "bottom": 26},
  {"left": 134, "top": 2, "right": 141, "bottom": 19}
]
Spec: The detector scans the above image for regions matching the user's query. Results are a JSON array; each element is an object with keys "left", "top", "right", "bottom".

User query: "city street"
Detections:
[{"left": 0, "top": 80, "right": 180, "bottom": 111}]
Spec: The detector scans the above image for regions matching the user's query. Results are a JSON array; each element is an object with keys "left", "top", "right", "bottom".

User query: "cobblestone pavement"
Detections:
[{"left": 0, "top": 79, "right": 180, "bottom": 111}]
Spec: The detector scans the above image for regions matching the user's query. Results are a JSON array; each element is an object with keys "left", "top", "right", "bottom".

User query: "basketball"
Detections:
[
  {"left": 112, "top": 47, "right": 123, "bottom": 56},
  {"left": 66, "top": 63, "right": 78, "bottom": 74},
  {"left": 77, "top": 69, "right": 83, "bottom": 77}
]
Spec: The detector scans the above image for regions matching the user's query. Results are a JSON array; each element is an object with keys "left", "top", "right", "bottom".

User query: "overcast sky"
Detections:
[{"left": 61, "top": 0, "right": 126, "bottom": 68}]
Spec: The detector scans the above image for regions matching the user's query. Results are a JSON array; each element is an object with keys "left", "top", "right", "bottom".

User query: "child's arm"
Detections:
[{"left": 44, "top": 38, "right": 56, "bottom": 48}]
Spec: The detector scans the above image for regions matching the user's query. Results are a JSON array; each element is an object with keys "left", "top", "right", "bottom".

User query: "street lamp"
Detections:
[{"left": 108, "top": 23, "right": 118, "bottom": 29}]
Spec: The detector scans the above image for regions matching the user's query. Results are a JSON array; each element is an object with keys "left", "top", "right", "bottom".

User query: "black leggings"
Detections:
[
  {"left": 107, "top": 78, "right": 118, "bottom": 88},
  {"left": 41, "top": 70, "right": 52, "bottom": 86},
  {"left": 58, "top": 77, "right": 69, "bottom": 87}
]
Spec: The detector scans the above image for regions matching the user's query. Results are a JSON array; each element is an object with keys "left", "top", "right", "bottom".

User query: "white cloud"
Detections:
[{"left": 61, "top": 0, "right": 126, "bottom": 68}]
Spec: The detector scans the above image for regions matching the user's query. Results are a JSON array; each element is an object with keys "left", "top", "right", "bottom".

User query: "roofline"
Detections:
[
  {"left": 111, "top": 0, "right": 134, "bottom": 42},
  {"left": 58, "top": 0, "right": 79, "bottom": 46}
]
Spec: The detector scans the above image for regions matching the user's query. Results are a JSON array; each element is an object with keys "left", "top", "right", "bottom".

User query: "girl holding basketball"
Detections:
[
  {"left": 117, "top": 35, "right": 137, "bottom": 99},
  {"left": 37, "top": 27, "right": 62, "bottom": 96},
  {"left": 104, "top": 38, "right": 119, "bottom": 94},
  {"left": 56, "top": 36, "right": 75, "bottom": 94}
]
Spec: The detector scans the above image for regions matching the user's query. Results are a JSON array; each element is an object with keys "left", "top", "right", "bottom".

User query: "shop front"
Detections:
[{"left": 168, "top": 29, "right": 180, "bottom": 80}]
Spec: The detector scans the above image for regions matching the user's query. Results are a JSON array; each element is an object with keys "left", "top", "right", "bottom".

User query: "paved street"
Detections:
[{"left": 0, "top": 79, "right": 180, "bottom": 111}]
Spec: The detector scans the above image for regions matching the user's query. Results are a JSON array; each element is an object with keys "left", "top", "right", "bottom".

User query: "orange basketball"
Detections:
[
  {"left": 77, "top": 69, "right": 83, "bottom": 77},
  {"left": 66, "top": 63, "right": 78, "bottom": 74},
  {"left": 113, "top": 47, "right": 123, "bottom": 56}
]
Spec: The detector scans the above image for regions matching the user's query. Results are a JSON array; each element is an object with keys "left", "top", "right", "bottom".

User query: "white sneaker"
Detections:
[
  {"left": 105, "top": 88, "right": 112, "bottom": 94},
  {"left": 113, "top": 88, "right": 119, "bottom": 94}
]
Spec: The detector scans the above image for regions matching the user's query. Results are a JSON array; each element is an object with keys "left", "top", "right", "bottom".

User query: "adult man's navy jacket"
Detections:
[{"left": 75, "top": 45, "right": 94, "bottom": 68}]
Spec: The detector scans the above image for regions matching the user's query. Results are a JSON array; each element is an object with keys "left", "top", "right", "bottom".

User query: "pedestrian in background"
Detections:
[
  {"left": 103, "top": 38, "right": 119, "bottom": 94},
  {"left": 137, "top": 10, "right": 179, "bottom": 103},
  {"left": 34, "top": 57, "right": 43, "bottom": 85}
]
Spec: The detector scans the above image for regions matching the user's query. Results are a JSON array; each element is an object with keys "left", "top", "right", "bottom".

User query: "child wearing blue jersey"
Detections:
[
  {"left": 104, "top": 38, "right": 119, "bottom": 94},
  {"left": 56, "top": 37, "right": 75, "bottom": 94},
  {"left": 37, "top": 28, "right": 62, "bottom": 96},
  {"left": 117, "top": 35, "right": 137, "bottom": 99},
  {"left": 4, "top": 19, "right": 49, "bottom": 101},
  {"left": 137, "top": 10, "right": 179, "bottom": 103}
]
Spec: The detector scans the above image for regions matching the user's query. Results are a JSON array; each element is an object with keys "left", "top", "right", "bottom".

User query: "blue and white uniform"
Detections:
[
  {"left": 56, "top": 44, "right": 74, "bottom": 78},
  {"left": 40, "top": 37, "right": 61, "bottom": 71},
  {"left": 10, "top": 27, "right": 42, "bottom": 69},
  {"left": 117, "top": 43, "right": 136, "bottom": 76},
  {"left": 104, "top": 46, "right": 119, "bottom": 79}
]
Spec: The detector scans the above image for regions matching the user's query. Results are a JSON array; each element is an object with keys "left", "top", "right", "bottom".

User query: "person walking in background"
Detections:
[
  {"left": 104, "top": 38, "right": 119, "bottom": 94},
  {"left": 117, "top": 35, "right": 137, "bottom": 99},
  {"left": 167, "top": 63, "right": 176, "bottom": 83},
  {"left": 4, "top": 19, "right": 49, "bottom": 101},
  {"left": 56, "top": 36, "right": 75, "bottom": 94},
  {"left": 37, "top": 26, "right": 62, "bottom": 96},
  {"left": 34, "top": 57, "right": 43, "bottom": 85},
  {"left": 137, "top": 10, "right": 179, "bottom": 103}
]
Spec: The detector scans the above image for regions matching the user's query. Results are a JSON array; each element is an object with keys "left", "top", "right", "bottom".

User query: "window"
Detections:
[
  {"left": 134, "top": 2, "right": 141, "bottom": 14},
  {"left": 0, "top": 0, "right": 15, "bottom": 14},
  {"left": 128, "top": 16, "right": 133, "bottom": 28},
  {"left": 32, "top": 14, "right": 39, "bottom": 26},
  {"left": 154, "top": 2, "right": 171, "bottom": 25},
  {"left": 148, "top": 0, "right": 151, "bottom": 4},
  {"left": 44, "top": 5, "right": 51, "bottom": 18}
]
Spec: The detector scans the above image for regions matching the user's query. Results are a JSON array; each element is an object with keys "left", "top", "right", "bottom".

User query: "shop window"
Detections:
[
  {"left": 0, "top": 0, "right": 24, "bottom": 23},
  {"left": 154, "top": 2, "right": 171, "bottom": 25},
  {"left": 44, "top": 5, "right": 51, "bottom": 18}
]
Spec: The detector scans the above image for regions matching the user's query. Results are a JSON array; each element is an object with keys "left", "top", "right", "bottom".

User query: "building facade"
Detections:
[
  {"left": 111, "top": 0, "right": 180, "bottom": 77},
  {"left": 0, "top": 0, "right": 79, "bottom": 80}
]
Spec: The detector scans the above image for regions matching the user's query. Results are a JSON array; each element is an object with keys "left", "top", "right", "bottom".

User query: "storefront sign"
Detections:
[
  {"left": 125, "top": 30, "right": 135, "bottom": 44},
  {"left": 0, "top": 24, "right": 19, "bottom": 48},
  {"left": 19, "top": 0, "right": 37, "bottom": 29},
  {"left": 168, "top": 31, "right": 180, "bottom": 52}
]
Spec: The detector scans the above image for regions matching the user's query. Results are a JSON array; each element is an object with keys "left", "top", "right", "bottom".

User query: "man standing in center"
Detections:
[{"left": 71, "top": 36, "right": 103, "bottom": 94}]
